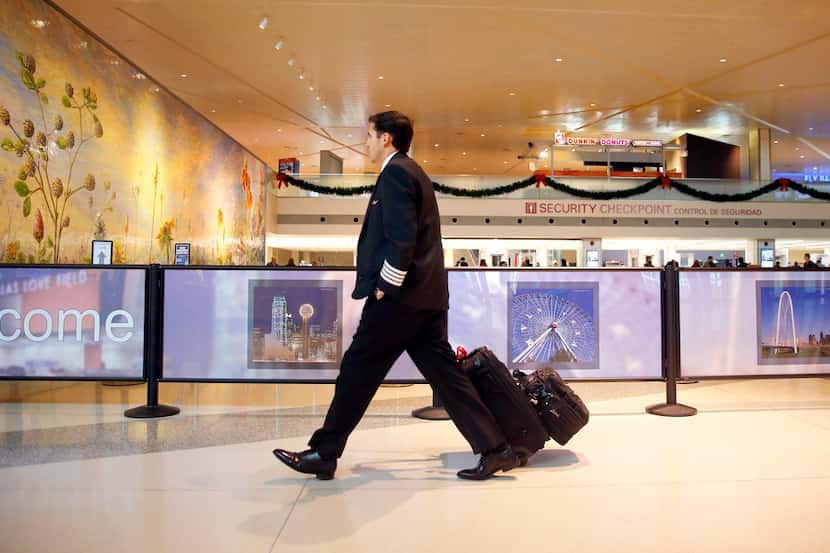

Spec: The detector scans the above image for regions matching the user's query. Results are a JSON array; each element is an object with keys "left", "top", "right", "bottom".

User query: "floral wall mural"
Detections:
[{"left": 0, "top": 0, "right": 269, "bottom": 264}]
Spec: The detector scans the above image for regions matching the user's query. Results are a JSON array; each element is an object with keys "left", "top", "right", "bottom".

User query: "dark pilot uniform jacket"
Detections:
[{"left": 352, "top": 151, "right": 449, "bottom": 311}]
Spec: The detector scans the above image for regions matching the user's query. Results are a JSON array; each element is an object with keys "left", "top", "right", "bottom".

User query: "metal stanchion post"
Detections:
[
  {"left": 646, "top": 265, "right": 697, "bottom": 417},
  {"left": 125, "top": 264, "right": 180, "bottom": 419}
]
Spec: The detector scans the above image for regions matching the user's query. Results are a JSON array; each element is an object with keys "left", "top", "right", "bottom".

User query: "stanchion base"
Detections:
[
  {"left": 645, "top": 403, "right": 698, "bottom": 417},
  {"left": 124, "top": 404, "right": 180, "bottom": 419},
  {"left": 411, "top": 406, "right": 450, "bottom": 420},
  {"left": 101, "top": 381, "right": 144, "bottom": 387},
  {"left": 677, "top": 379, "right": 699, "bottom": 385}
]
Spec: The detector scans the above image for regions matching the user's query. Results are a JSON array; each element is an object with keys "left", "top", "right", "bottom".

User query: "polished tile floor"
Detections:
[{"left": 2, "top": 378, "right": 830, "bottom": 553}]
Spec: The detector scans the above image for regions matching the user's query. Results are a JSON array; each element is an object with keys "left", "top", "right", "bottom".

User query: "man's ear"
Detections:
[{"left": 382, "top": 132, "right": 393, "bottom": 148}]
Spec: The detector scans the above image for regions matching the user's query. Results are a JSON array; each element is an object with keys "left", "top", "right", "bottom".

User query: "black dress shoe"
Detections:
[
  {"left": 457, "top": 445, "right": 520, "bottom": 480},
  {"left": 273, "top": 448, "right": 337, "bottom": 480}
]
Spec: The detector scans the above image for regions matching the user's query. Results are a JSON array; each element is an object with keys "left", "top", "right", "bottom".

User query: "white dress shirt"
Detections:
[{"left": 380, "top": 151, "right": 396, "bottom": 173}]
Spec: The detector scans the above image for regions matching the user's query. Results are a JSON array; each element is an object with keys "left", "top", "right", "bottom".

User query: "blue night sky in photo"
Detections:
[
  {"left": 252, "top": 283, "right": 340, "bottom": 333},
  {"left": 758, "top": 283, "right": 830, "bottom": 342},
  {"left": 513, "top": 285, "right": 596, "bottom": 321}
]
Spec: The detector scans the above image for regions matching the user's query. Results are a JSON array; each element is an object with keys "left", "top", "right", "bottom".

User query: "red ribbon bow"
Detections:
[
  {"left": 455, "top": 346, "right": 468, "bottom": 361},
  {"left": 779, "top": 178, "right": 790, "bottom": 192},
  {"left": 660, "top": 174, "right": 672, "bottom": 190},
  {"left": 533, "top": 171, "right": 548, "bottom": 188},
  {"left": 276, "top": 173, "right": 289, "bottom": 189}
]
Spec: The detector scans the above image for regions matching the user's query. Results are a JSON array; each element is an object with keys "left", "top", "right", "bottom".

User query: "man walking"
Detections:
[{"left": 273, "top": 111, "right": 518, "bottom": 480}]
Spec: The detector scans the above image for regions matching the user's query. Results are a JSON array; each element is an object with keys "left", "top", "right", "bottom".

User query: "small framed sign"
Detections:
[
  {"left": 91, "top": 240, "right": 113, "bottom": 265},
  {"left": 174, "top": 243, "right": 191, "bottom": 265}
]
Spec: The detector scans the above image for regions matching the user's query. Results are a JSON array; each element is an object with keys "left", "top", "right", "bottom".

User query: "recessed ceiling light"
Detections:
[
  {"left": 152, "top": 87, "right": 160, "bottom": 92},
  {"left": 589, "top": 103, "right": 596, "bottom": 107},
  {"left": 554, "top": 58, "right": 563, "bottom": 62},
  {"left": 433, "top": 143, "right": 439, "bottom": 147},
  {"left": 308, "top": 85, "right": 314, "bottom": 91},
  {"left": 696, "top": 108, "right": 703, "bottom": 113},
  {"left": 773, "top": 140, "right": 779, "bottom": 144},
  {"left": 277, "top": 128, "right": 282, "bottom": 132},
  {"left": 315, "top": 95, "right": 320, "bottom": 101},
  {"left": 110, "top": 59, "right": 120, "bottom": 65},
  {"left": 480, "top": 133, "right": 486, "bottom": 137},
  {"left": 423, "top": 160, "right": 429, "bottom": 163},
  {"left": 800, "top": 155, "right": 806, "bottom": 159},
  {"left": 384, "top": 104, "right": 391, "bottom": 108},
  {"left": 210, "top": 108, "right": 216, "bottom": 113},
  {"left": 461, "top": 152, "right": 467, "bottom": 156},
  {"left": 298, "top": 151, "right": 303, "bottom": 155},
  {"left": 503, "top": 161, "right": 509, "bottom": 164},
  {"left": 464, "top": 118, "right": 470, "bottom": 123},
  {"left": 179, "top": 73, "right": 188, "bottom": 78},
  {"left": 814, "top": 166, "right": 819, "bottom": 170},
  {"left": 778, "top": 83, "right": 785, "bottom": 87},
  {"left": 322, "top": 105, "right": 327, "bottom": 109},
  {"left": 298, "top": 72, "right": 305, "bottom": 80},
  {"left": 809, "top": 127, "right": 814, "bottom": 131},
  {"left": 378, "top": 75, "right": 384, "bottom": 80},
  {"left": 259, "top": 16, "right": 269, "bottom": 30},
  {"left": 133, "top": 72, "right": 146, "bottom": 80},
  {"left": 795, "top": 147, "right": 800, "bottom": 150},
  {"left": 237, "top": 99, "right": 244, "bottom": 104},
  {"left": 31, "top": 19, "right": 48, "bottom": 28},
  {"left": 508, "top": 91, "right": 516, "bottom": 96},
  {"left": 719, "top": 58, "right": 728, "bottom": 63},
  {"left": 274, "top": 38, "right": 284, "bottom": 50},
  {"left": 287, "top": 58, "right": 295, "bottom": 67}
]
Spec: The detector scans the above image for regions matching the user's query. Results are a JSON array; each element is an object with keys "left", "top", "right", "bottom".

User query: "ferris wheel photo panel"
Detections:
[
  {"left": 447, "top": 270, "right": 663, "bottom": 379},
  {"left": 679, "top": 271, "right": 830, "bottom": 377},
  {"left": 509, "top": 282, "right": 599, "bottom": 371}
]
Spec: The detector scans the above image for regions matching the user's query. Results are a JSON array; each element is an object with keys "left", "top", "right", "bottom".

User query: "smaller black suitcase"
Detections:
[
  {"left": 459, "top": 347, "right": 549, "bottom": 465},
  {"left": 514, "top": 367, "right": 589, "bottom": 446}
]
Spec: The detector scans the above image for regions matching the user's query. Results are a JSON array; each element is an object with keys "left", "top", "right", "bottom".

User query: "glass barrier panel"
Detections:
[
  {"left": 679, "top": 269, "right": 830, "bottom": 377},
  {"left": 0, "top": 266, "right": 146, "bottom": 379},
  {"left": 162, "top": 267, "right": 663, "bottom": 382}
]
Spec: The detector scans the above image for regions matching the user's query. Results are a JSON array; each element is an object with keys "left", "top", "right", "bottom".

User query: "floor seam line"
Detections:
[{"left": 269, "top": 478, "right": 309, "bottom": 553}]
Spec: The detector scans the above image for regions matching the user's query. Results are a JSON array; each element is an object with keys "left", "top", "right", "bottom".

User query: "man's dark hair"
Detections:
[{"left": 368, "top": 111, "right": 413, "bottom": 153}]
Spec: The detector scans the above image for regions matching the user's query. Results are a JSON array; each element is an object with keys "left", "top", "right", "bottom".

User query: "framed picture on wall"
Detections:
[
  {"left": 91, "top": 240, "right": 113, "bottom": 265},
  {"left": 508, "top": 281, "right": 599, "bottom": 372},
  {"left": 246, "top": 278, "right": 343, "bottom": 370}
]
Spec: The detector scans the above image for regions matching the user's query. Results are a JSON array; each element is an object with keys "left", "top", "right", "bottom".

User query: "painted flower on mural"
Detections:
[
  {"left": 32, "top": 208, "right": 44, "bottom": 242},
  {"left": 0, "top": 51, "right": 101, "bottom": 262},
  {"left": 241, "top": 159, "right": 253, "bottom": 209},
  {"left": 93, "top": 212, "right": 106, "bottom": 239},
  {"left": 113, "top": 239, "right": 126, "bottom": 264},
  {"left": 156, "top": 217, "right": 175, "bottom": 263},
  {"left": 4, "top": 240, "right": 21, "bottom": 262}
]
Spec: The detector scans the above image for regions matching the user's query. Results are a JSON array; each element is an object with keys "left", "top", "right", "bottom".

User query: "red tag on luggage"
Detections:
[{"left": 456, "top": 346, "right": 468, "bottom": 360}]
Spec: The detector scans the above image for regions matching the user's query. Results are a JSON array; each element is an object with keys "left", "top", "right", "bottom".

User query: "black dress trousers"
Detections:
[{"left": 308, "top": 297, "right": 506, "bottom": 460}]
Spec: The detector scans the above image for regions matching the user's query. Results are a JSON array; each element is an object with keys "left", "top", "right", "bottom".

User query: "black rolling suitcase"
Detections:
[
  {"left": 514, "top": 367, "right": 589, "bottom": 446},
  {"left": 458, "top": 347, "right": 549, "bottom": 464}
]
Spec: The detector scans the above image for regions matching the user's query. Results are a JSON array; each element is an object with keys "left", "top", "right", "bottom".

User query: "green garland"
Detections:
[{"left": 277, "top": 173, "right": 830, "bottom": 202}]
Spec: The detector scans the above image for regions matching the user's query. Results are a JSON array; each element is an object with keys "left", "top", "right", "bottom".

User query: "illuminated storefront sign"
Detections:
[{"left": 554, "top": 130, "right": 663, "bottom": 148}]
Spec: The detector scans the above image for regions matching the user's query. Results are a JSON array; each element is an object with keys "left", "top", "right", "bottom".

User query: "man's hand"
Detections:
[{"left": 374, "top": 288, "right": 385, "bottom": 300}]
